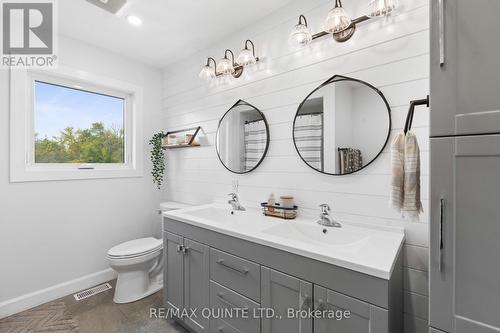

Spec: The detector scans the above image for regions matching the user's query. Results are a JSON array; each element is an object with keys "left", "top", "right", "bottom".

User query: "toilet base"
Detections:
[{"left": 113, "top": 271, "right": 163, "bottom": 304}]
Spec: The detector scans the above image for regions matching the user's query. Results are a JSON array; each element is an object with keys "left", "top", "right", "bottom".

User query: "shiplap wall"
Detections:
[{"left": 161, "top": 0, "right": 429, "bottom": 332}]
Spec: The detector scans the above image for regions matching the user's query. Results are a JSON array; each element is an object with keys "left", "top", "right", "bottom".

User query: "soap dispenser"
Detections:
[{"left": 267, "top": 193, "right": 276, "bottom": 212}]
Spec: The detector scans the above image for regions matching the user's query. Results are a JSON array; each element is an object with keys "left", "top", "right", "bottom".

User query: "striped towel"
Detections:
[
  {"left": 390, "top": 132, "right": 405, "bottom": 212},
  {"left": 390, "top": 131, "right": 423, "bottom": 220},
  {"left": 402, "top": 132, "right": 423, "bottom": 220}
]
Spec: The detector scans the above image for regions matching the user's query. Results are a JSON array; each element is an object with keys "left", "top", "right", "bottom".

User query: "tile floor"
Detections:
[{"left": 0, "top": 280, "right": 188, "bottom": 333}]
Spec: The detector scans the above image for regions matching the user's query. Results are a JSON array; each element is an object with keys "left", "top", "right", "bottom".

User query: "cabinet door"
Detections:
[
  {"left": 453, "top": 135, "right": 500, "bottom": 332},
  {"left": 183, "top": 238, "right": 210, "bottom": 333},
  {"left": 430, "top": 135, "right": 500, "bottom": 333},
  {"left": 314, "top": 285, "right": 388, "bottom": 333},
  {"left": 164, "top": 232, "right": 184, "bottom": 312},
  {"left": 431, "top": 0, "right": 500, "bottom": 137},
  {"left": 429, "top": 138, "right": 454, "bottom": 332},
  {"left": 261, "top": 267, "right": 312, "bottom": 333}
]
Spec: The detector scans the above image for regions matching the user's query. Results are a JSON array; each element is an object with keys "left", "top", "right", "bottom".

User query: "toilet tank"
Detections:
[{"left": 154, "top": 201, "right": 191, "bottom": 237}]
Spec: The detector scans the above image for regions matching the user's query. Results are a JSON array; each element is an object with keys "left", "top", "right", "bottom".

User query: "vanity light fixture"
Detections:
[
  {"left": 289, "top": 15, "right": 313, "bottom": 46},
  {"left": 199, "top": 40, "right": 260, "bottom": 81},
  {"left": 291, "top": 0, "right": 397, "bottom": 44}
]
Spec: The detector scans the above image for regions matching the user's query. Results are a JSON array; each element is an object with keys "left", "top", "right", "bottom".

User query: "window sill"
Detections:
[{"left": 10, "top": 166, "right": 143, "bottom": 182}]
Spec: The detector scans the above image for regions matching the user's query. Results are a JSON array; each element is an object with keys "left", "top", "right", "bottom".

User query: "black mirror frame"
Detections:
[
  {"left": 292, "top": 74, "right": 392, "bottom": 176},
  {"left": 216, "top": 99, "right": 270, "bottom": 174}
]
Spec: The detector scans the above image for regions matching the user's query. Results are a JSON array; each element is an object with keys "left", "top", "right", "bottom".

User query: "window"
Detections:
[
  {"left": 10, "top": 66, "right": 144, "bottom": 182},
  {"left": 34, "top": 81, "right": 126, "bottom": 164}
]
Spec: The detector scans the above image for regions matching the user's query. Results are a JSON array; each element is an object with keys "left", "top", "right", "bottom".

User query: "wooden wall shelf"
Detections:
[{"left": 162, "top": 126, "right": 202, "bottom": 150}]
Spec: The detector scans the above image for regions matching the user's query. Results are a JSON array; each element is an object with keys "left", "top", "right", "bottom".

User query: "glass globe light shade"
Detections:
[
  {"left": 236, "top": 48, "right": 257, "bottom": 66},
  {"left": 324, "top": 6, "right": 352, "bottom": 34},
  {"left": 289, "top": 23, "right": 313, "bottom": 47},
  {"left": 367, "top": 0, "right": 398, "bottom": 17},
  {"left": 199, "top": 65, "right": 216, "bottom": 80},
  {"left": 217, "top": 57, "right": 235, "bottom": 75}
]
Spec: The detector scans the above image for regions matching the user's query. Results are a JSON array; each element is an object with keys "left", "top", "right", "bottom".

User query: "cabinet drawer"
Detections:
[
  {"left": 210, "top": 318, "right": 242, "bottom": 333},
  {"left": 210, "top": 281, "right": 260, "bottom": 333},
  {"left": 210, "top": 248, "right": 260, "bottom": 302}
]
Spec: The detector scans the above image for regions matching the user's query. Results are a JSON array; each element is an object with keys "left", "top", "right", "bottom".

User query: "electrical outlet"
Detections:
[{"left": 232, "top": 179, "right": 239, "bottom": 193}]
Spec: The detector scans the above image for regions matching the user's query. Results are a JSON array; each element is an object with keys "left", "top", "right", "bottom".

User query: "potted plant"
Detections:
[{"left": 149, "top": 132, "right": 165, "bottom": 189}]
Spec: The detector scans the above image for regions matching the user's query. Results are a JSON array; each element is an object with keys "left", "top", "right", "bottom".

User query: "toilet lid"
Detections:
[{"left": 108, "top": 237, "right": 162, "bottom": 258}]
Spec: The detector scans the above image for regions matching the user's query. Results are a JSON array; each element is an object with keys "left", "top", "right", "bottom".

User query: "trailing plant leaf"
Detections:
[{"left": 149, "top": 132, "right": 165, "bottom": 189}]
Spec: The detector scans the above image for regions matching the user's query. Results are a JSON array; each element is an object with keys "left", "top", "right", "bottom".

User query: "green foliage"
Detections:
[
  {"left": 35, "top": 122, "right": 124, "bottom": 163},
  {"left": 149, "top": 132, "right": 165, "bottom": 189}
]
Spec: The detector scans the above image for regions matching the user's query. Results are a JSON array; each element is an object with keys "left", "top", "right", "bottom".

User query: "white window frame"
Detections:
[{"left": 10, "top": 65, "right": 143, "bottom": 182}]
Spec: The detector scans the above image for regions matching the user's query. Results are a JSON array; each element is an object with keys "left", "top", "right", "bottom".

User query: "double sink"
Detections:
[{"left": 163, "top": 203, "right": 404, "bottom": 279}]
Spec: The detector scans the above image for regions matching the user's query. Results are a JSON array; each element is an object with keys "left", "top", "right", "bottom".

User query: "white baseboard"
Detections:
[{"left": 0, "top": 268, "right": 117, "bottom": 319}]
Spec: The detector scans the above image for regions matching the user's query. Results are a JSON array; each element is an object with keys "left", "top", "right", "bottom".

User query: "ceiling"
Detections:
[{"left": 58, "top": 0, "right": 294, "bottom": 68}]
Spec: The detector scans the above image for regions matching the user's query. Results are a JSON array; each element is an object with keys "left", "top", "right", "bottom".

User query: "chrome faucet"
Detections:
[
  {"left": 317, "top": 204, "right": 341, "bottom": 228},
  {"left": 228, "top": 193, "right": 246, "bottom": 211}
]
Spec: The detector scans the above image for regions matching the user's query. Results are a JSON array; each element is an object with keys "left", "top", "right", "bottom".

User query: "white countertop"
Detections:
[{"left": 163, "top": 203, "right": 405, "bottom": 280}]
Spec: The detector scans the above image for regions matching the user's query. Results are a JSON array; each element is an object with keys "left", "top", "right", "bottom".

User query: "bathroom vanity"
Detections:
[{"left": 163, "top": 204, "right": 404, "bottom": 333}]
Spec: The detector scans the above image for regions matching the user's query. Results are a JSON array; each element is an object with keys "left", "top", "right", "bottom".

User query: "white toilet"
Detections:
[{"left": 107, "top": 201, "right": 190, "bottom": 303}]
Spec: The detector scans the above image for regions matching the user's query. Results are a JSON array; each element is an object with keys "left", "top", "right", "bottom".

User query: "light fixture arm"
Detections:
[
  {"left": 244, "top": 40, "right": 256, "bottom": 57},
  {"left": 206, "top": 57, "right": 217, "bottom": 68},
  {"left": 224, "top": 49, "right": 236, "bottom": 67},
  {"left": 298, "top": 14, "right": 308, "bottom": 26}
]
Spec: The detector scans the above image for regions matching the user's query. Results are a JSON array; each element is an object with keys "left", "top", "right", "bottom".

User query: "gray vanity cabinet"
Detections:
[
  {"left": 164, "top": 217, "right": 402, "bottom": 333},
  {"left": 430, "top": 136, "right": 500, "bottom": 333},
  {"left": 261, "top": 267, "right": 312, "bottom": 333},
  {"left": 314, "top": 285, "right": 388, "bottom": 333},
  {"left": 164, "top": 232, "right": 210, "bottom": 333},
  {"left": 430, "top": 0, "right": 500, "bottom": 137}
]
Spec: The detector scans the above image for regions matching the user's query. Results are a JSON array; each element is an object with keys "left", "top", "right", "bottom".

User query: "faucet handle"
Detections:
[
  {"left": 228, "top": 193, "right": 238, "bottom": 200},
  {"left": 319, "top": 204, "right": 331, "bottom": 214}
]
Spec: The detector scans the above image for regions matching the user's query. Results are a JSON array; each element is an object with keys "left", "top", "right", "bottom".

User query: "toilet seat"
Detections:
[{"left": 107, "top": 237, "right": 162, "bottom": 259}]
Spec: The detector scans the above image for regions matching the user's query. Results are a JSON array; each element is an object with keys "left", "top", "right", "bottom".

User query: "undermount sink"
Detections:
[{"left": 263, "top": 222, "right": 371, "bottom": 247}]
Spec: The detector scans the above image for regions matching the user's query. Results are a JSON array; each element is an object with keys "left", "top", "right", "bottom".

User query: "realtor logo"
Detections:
[{"left": 1, "top": 0, "right": 57, "bottom": 68}]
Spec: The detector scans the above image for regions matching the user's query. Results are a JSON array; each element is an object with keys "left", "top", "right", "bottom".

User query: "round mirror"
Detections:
[
  {"left": 216, "top": 100, "right": 269, "bottom": 173},
  {"left": 293, "top": 75, "right": 391, "bottom": 175}
]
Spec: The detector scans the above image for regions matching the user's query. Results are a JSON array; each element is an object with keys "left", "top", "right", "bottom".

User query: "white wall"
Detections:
[
  {"left": 0, "top": 36, "right": 164, "bottom": 317},
  {"left": 162, "top": 0, "right": 429, "bottom": 332}
]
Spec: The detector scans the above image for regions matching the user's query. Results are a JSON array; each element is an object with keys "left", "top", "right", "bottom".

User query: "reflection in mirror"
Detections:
[
  {"left": 216, "top": 100, "right": 269, "bottom": 174},
  {"left": 293, "top": 75, "right": 391, "bottom": 175}
]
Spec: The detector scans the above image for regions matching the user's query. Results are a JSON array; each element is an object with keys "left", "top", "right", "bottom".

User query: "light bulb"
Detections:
[
  {"left": 367, "top": 0, "right": 398, "bottom": 17},
  {"left": 289, "top": 23, "right": 312, "bottom": 47},
  {"left": 199, "top": 65, "right": 215, "bottom": 80},
  {"left": 236, "top": 48, "right": 257, "bottom": 66},
  {"left": 324, "top": 6, "right": 351, "bottom": 34},
  {"left": 127, "top": 15, "right": 142, "bottom": 26},
  {"left": 217, "top": 57, "right": 235, "bottom": 75}
]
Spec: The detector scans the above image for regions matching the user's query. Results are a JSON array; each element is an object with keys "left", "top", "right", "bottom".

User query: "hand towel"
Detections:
[
  {"left": 390, "top": 132, "right": 405, "bottom": 212},
  {"left": 402, "top": 132, "right": 423, "bottom": 220}
]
